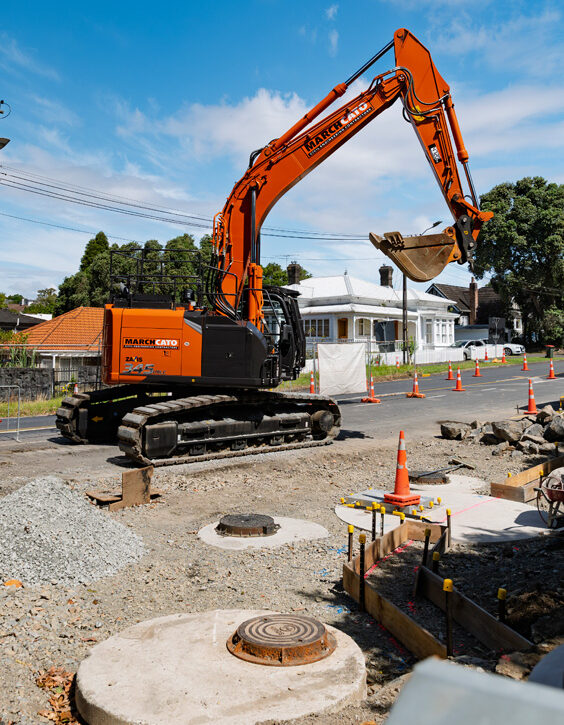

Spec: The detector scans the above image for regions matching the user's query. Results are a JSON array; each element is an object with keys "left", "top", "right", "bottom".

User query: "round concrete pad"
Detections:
[
  {"left": 335, "top": 475, "right": 551, "bottom": 543},
  {"left": 198, "top": 516, "right": 328, "bottom": 550},
  {"left": 76, "top": 609, "right": 366, "bottom": 725}
]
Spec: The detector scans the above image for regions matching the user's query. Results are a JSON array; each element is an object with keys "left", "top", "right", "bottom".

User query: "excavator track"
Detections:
[{"left": 57, "top": 388, "right": 341, "bottom": 467}]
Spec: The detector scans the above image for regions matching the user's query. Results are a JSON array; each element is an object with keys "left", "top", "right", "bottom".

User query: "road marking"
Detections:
[{"left": 0, "top": 425, "right": 55, "bottom": 434}]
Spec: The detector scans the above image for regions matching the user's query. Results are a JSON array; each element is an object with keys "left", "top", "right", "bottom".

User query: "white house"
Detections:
[{"left": 285, "top": 267, "right": 457, "bottom": 359}]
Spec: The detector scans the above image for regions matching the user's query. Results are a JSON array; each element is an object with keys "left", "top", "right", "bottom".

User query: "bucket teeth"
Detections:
[{"left": 369, "top": 228, "right": 462, "bottom": 282}]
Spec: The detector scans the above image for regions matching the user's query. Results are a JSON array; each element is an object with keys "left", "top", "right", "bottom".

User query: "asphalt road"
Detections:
[{"left": 0, "top": 361, "right": 562, "bottom": 447}]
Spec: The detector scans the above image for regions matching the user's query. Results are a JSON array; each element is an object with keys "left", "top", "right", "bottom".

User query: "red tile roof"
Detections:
[{"left": 22, "top": 307, "right": 104, "bottom": 351}]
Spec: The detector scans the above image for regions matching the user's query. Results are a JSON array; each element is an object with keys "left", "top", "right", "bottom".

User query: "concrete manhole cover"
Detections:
[
  {"left": 227, "top": 613, "right": 336, "bottom": 666},
  {"left": 216, "top": 513, "right": 280, "bottom": 537}
]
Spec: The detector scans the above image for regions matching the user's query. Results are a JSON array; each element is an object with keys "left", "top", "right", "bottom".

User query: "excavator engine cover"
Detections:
[{"left": 369, "top": 228, "right": 461, "bottom": 282}]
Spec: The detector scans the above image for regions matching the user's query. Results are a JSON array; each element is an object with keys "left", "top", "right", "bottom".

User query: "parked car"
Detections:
[
  {"left": 481, "top": 340, "right": 525, "bottom": 356},
  {"left": 451, "top": 340, "right": 487, "bottom": 360}
]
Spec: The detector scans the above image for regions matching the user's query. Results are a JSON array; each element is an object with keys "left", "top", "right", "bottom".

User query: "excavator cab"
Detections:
[{"left": 261, "top": 286, "right": 305, "bottom": 380}]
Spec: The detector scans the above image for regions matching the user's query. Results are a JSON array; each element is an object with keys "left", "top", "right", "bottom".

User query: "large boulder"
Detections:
[
  {"left": 544, "top": 415, "right": 564, "bottom": 442},
  {"left": 522, "top": 422, "right": 544, "bottom": 439},
  {"left": 536, "top": 405, "right": 555, "bottom": 425},
  {"left": 521, "top": 433, "right": 546, "bottom": 446},
  {"left": 440, "top": 422, "right": 470, "bottom": 440},
  {"left": 491, "top": 419, "right": 526, "bottom": 444}
]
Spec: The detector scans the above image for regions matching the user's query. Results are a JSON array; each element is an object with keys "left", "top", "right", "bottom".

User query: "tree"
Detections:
[
  {"left": 7, "top": 294, "right": 23, "bottom": 304},
  {"left": 27, "top": 287, "right": 58, "bottom": 314},
  {"left": 0, "top": 293, "right": 6, "bottom": 309},
  {"left": 80, "top": 232, "right": 109, "bottom": 271},
  {"left": 262, "top": 262, "right": 311, "bottom": 286},
  {"left": 474, "top": 177, "right": 564, "bottom": 345}
]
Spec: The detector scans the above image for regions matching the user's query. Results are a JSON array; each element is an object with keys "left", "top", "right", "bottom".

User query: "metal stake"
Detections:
[
  {"left": 359, "top": 533, "right": 366, "bottom": 611},
  {"left": 443, "top": 578, "right": 453, "bottom": 657},
  {"left": 432, "top": 551, "right": 440, "bottom": 574},
  {"left": 380, "top": 507, "right": 385, "bottom": 537},
  {"left": 371, "top": 504, "right": 377, "bottom": 541},
  {"left": 347, "top": 524, "right": 354, "bottom": 562},
  {"left": 497, "top": 587, "right": 507, "bottom": 623},
  {"left": 422, "top": 528, "right": 431, "bottom": 568},
  {"left": 446, "top": 509, "right": 452, "bottom": 548}
]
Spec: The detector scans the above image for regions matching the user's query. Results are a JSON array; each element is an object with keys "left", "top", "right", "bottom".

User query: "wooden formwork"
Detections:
[
  {"left": 490, "top": 454, "right": 564, "bottom": 503},
  {"left": 343, "top": 519, "right": 532, "bottom": 660}
]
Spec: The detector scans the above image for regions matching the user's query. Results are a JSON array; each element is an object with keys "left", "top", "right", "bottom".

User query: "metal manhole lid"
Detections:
[
  {"left": 226, "top": 614, "right": 336, "bottom": 666},
  {"left": 216, "top": 514, "right": 279, "bottom": 537}
]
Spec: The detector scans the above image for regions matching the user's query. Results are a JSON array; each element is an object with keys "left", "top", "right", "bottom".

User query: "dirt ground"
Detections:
[{"left": 0, "top": 430, "right": 562, "bottom": 724}]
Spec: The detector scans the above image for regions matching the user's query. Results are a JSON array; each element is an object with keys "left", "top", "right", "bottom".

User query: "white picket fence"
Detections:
[{"left": 469, "top": 345, "right": 504, "bottom": 360}]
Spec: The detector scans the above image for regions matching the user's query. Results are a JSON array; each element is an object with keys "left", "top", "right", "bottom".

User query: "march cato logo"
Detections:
[
  {"left": 123, "top": 338, "right": 179, "bottom": 349},
  {"left": 303, "top": 103, "right": 371, "bottom": 157}
]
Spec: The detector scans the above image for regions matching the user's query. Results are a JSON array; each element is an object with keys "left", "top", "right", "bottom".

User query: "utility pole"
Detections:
[{"left": 402, "top": 273, "right": 408, "bottom": 364}]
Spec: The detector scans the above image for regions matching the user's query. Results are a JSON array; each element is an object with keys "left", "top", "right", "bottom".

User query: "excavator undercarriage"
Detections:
[{"left": 56, "top": 387, "right": 341, "bottom": 466}]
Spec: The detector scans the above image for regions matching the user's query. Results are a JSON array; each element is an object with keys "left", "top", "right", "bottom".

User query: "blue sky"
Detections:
[{"left": 1, "top": 0, "right": 563, "bottom": 298}]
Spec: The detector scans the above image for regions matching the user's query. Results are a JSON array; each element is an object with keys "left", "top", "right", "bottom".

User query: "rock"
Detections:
[
  {"left": 544, "top": 415, "right": 564, "bottom": 442},
  {"left": 522, "top": 423, "right": 544, "bottom": 438},
  {"left": 470, "top": 420, "right": 483, "bottom": 430},
  {"left": 440, "top": 422, "right": 471, "bottom": 440},
  {"left": 495, "top": 651, "right": 541, "bottom": 680},
  {"left": 510, "top": 450, "right": 524, "bottom": 458},
  {"left": 491, "top": 420, "right": 524, "bottom": 444},
  {"left": 492, "top": 441, "right": 510, "bottom": 456},
  {"left": 539, "top": 443, "right": 559, "bottom": 456},
  {"left": 481, "top": 433, "right": 499, "bottom": 445},
  {"left": 520, "top": 434, "right": 546, "bottom": 446},
  {"left": 517, "top": 441, "right": 539, "bottom": 455},
  {"left": 536, "top": 406, "right": 555, "bottom": 425}
]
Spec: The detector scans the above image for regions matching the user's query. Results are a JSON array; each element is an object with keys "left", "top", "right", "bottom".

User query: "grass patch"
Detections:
[{"left": 0, "top": 395, "right": 64, "bottom": 417}]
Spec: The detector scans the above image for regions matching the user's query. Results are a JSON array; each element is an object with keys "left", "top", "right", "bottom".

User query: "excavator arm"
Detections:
[{"left": 211, "top": 28, "right": 492, "bottom": 327}]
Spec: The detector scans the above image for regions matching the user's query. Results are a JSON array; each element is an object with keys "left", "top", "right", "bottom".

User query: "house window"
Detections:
[
  {"left": 425, "top": 320, "right": 433, "bottom": 344},
  {"left": 305, "top": 319, "right": 329, "bottom": 338},
  {"left": 356, "top": 318, "right": 370, "bottom": 337},
  {"left": 441, "top": 322, "right": 447, "bottom": 343}
]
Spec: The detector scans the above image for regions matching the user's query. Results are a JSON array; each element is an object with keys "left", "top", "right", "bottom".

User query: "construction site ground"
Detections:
[{"left": 1, "top": 411, "right": 563, "bottom": 725}]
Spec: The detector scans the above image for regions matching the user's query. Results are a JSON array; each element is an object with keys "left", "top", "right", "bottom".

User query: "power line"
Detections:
[{"left": 0, "top": 210, "right": 142, "bottom": 242}]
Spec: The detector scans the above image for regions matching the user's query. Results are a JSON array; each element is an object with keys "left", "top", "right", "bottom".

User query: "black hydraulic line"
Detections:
[
  {"left": 250, "top": 184, "right": 257, "bottom": 264},
  {"left": 345, "top": 40, "right": 394, "bottom": 86}
]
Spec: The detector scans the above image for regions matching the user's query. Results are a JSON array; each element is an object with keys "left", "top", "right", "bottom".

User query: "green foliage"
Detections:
[
  {"left": 27, "top": 287, "right": 58, "bottom": 314},
  {"left": 80, "top": 232, "right": 109, "bottom": 271},
  {"left": 475, "top": 177, "right": 564, "bottom": 344},
  {"left": 0, "top": 331, "right": 38, "bottom": 368},
  {"left": 543, "top": 306, "right": 564, "bottom": 346},
  {"left": 7, "top": 293, "right": 23, "bottom": 304},
  {"left": 262, "top": 262, "right": 311, "bottom": 286}
]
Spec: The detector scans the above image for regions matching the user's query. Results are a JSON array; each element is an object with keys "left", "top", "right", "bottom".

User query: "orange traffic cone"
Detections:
[
  {"left": 522, "top": 354, "right": 529, "bottom": 371},
  {"left": 472, "top": 359, "right": 482, "bottom": 377},
  {"left": 526, "top": 378, "right": 537, "bottom": 414},
  {"left": 309, "top": 371, "right": 315, "bottom": 394},
  {"left": 73, "top": 383, "right": 78, "bottom": 395},
  {"left": 362, "top": 375, "right": 381, "bottom": 404},
  {"left": 384, "top": 431, "right": 420, "bottom": 507},
  {"left": 484, "top": 348, "right": 489, "bottom": 362},
  {"left": 406, "top": 371, "right": 425, "bottom": 398},
  {"left": 396, "top": 357, "right": 400, "bottom": 370},
  {"left": 452, "top": 367, "right": 466, "bottom": 392},
  {"left": 445, "top": 361, "right": 454, "bottom": 380},
  {"left": 547, "top": 360, "right": 557, "bottom": 379},
  {"left": 501, "top": 350, "right": 507, "bottom": 364}
]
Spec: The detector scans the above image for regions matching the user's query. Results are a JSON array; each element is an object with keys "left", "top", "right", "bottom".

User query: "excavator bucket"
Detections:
[{"left": 369, "top": 228, "right": 462, "bottom": 282}]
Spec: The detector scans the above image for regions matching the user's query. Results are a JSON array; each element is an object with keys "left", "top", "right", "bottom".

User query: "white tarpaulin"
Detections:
[{"left": 318, "top": 342, "right": 366, "bottom": 396}]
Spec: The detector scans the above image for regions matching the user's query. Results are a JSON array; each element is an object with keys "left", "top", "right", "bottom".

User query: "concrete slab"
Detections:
[
  {"left": 335, "top": 474, "right": 551, "bottom": 543},
  {"left": 75, "top": 609, "right": 367, "bottom": 725},
  {"left": 198, "top": 516, "right": 328, "bottom": 550},
  {"left": 387, "top": 657, "right": 564, "bottom": 725}
]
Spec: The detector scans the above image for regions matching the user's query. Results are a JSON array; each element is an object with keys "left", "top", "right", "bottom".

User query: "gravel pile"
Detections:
[{"left": 0, "top": 476, "right": 145, "bottom": 586}]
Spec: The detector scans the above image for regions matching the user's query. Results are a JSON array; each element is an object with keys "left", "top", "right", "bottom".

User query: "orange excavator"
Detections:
[{"left": 56, "top": 28, "right": 492, "bottom": 465}]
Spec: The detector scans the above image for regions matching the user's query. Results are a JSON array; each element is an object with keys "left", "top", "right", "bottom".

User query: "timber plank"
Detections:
[{"left": 418, "top": 566, "right": 532, "bottom": 652}]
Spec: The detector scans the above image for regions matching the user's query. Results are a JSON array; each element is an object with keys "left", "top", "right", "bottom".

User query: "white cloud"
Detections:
[
  {"left": 328, "top": 30, "right": 339, "bottom": 57},
  {"left": 326, "top": 4, "right": 338, "bottom": 20},
  {"left": 0, "top": 33, "right": 60, "bottom": 81},
  {"left": 435, "top": 9, "right": 562, "bottom": 76},
  {"left": 29, "top": 95, "right": 80, "bottom": 126}
]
